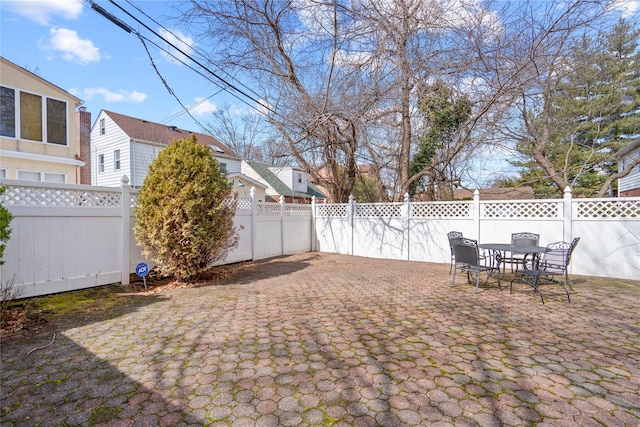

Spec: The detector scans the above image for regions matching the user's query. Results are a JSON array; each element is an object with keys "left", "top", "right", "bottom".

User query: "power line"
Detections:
[
  {"left": 123, "top": 0, "right": 265, "bottom": 105},
  {"left": 98, "top": 0, "right": 276, "bottom": 117}
]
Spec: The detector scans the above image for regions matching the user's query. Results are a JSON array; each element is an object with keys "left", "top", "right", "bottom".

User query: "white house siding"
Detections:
[
  {"left": 241, "top": 161, "right": 279, "bottom": 198},
  {"left": 131, "top": 141, "right": 163, "bottom": 187},
  {"left": 90, "top": 112, "right": 130, "bottom": 187},
  {"left": 220, "top": 157, "right": 241, "bottom": 174},
  {"left": 619, "top": 150, "right": 640, "bottom": 193},
  {"left": 271, "top": 167, "right": 308, "bottom": 194}
]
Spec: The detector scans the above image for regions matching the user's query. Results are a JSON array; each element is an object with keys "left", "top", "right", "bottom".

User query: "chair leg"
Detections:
[
  {"left": 451, "top": 267, "right": 456, "bottom": 287},
  {"left": 475, "top": 268, "right": 481, "bottom": 293},
  {"left": 534, "top": 278, "right": 545, "bottom": 304},
  {"left": 565, "top": 271, "right": 573, "bottom": 290}
]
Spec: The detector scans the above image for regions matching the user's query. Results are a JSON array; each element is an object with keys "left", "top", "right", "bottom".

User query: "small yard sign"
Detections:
[{"left": 135, "top": 263, "right": 149, "bottom": 290}]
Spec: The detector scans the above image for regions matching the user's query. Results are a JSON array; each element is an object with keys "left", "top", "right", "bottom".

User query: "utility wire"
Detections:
[
  {"left": 123, "top": 0, "right": 265, "bottom": 105},
  {"left": 104, "top": 0, "right": 276, "bottom": 116}
]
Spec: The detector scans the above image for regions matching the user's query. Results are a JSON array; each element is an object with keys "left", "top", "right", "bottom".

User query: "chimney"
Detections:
[{"left": 76, "top": 107, "right": 92, "bottom": 185}]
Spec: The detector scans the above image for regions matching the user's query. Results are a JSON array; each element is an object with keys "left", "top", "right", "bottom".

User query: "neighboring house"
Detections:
[
  {"left": 227, "top": 172, "right": 267, "bottom": 201},
  {"left": 90, "top": 110, "right": 243, "bottom": 188},
  {"left": 241, "top": 160, "right": 327, "bottom": 203},
  {"left": 617, "top": 138, "right": 640, "bottom": 197},
  {"left": 0, "top": 56, "right": 84, "bottom": 183}
]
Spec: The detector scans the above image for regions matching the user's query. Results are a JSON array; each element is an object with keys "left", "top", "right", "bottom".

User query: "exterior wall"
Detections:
[
  {"left": 241, "top": 161, "right": 280, "bottom": 199},
  {"left": 91, "top": 111, "right": 244, "bottom": 188},
  {"left": 271, "top": 167, "right": 308, "bottom": 193},
  {"left": 90, "top": 111, "right": 130, "bottom": 187},
  {"left": 618, "top": 148, "right": 640, "bottom": 196},
  {"left": 0, "top": 58, "right": 83, "bottom": 183}
]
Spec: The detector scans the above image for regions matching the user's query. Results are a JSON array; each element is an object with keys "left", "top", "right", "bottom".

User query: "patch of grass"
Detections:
[
  {"left": 30, "top": 285, "right": 132, "bottom": 319},
  {"left": 89, "top": 405, "right": 121, "bottom": 424}
]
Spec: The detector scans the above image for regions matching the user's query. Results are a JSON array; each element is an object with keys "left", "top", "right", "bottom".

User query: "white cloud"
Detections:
[
  {"left": 3, "top": 0, "right": 82, "bottom": 25},
  {"left": 158, "top": 28, "right": 195, "bottom": 64},
  {"left": 256, "top": 99, "right": 272, "bottom": 115},
  {"left": 611, "top": 0, "right": 640, "bottom": 17},
  {"left": 188, "top": 97, "right": 218, "bottom": 116},
  {"left": 41, "top": 28, "right": 101, "bottom": 65},
  {"left": 71, "top": 87, "right": 147, "bottom": 103}
]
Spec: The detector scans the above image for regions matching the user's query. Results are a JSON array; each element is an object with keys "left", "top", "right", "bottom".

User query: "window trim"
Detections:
[
  {"left": 114, "top": 149, "right": 121, "bottom": 171},
  {"left": 0, "top": 85, "right": 69, "bottom": 146},
  {"left": 98, "top": 153, "right": 105, "bottom": 173},
  {"left": 16, "top": 169, "right": 66, "bottom": 183}
]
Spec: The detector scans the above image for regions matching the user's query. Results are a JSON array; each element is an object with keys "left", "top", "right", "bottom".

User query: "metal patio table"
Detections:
[{"left": 479, "top": 243, "right": 549, "bottom": 286}]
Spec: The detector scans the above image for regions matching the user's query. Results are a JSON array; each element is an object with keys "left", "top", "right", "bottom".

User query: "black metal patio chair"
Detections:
[
  {"left": 510, "top": 237, "right": 580, "bottom": 304},
  {"left": 505, "top": 232, "right": 540, "bottom": 272},
  {"left": 451, "top": 237, "right": 500, "bottom": 292},
  {"left": 447, "top": 231, "right": 464, "bottom": 274}
]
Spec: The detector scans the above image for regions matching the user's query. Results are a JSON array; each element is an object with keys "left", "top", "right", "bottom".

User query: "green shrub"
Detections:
[
  {"left": 134, "top": 135, "right": 239, "bottom": 282},
  {"left": 0, "top": 186, "right": 12, "bottom": 265}
]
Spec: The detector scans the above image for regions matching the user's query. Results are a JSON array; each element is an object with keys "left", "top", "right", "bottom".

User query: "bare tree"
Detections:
[
  {"left": 495, "top": 0, "right": 633, "bottom": 197},
  {"left": 206, "top": 106, "right": 270, "bottom": 161}
]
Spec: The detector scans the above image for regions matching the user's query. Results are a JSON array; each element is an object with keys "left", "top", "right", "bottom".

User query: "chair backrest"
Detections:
[
  {"left": 512, "top": 232, "right": 540, "bottom": 248},
  {"left": 447, "top": 231, "right": 464, "bottom": 254},
  {"left": 540, "top": 237, "right": 580, "bottom": 274},
  {"left": 452, "top": 237, "right": 481, "bottom": 267}
]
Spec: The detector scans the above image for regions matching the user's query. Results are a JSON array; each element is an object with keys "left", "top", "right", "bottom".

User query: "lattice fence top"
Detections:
[
  {"left": 285, "top": 205, "right": 312, "bottom": 216},
  {"left": 257, "top": 202, "right": 282, "bottom": 216},
  {"left": 316, "top": 204, "right": 348, "bottom": 217},
  {"left": 482, "top": 201, "right": 558, "bottom": 218},
  {"left": 356, "top": 203, "right": 403, "bottom": 217},
  {"left": 576, "top": 199, "right": 640, "bottom": 218},
  {"left": 2, "top": 184, "right": 121, "bottom": 207},
  {"left": 411, "top": 202, "right": 470, "bottom": 218},
  {"left": 237, "top": 198, "right": 252, "bottom": 210}
]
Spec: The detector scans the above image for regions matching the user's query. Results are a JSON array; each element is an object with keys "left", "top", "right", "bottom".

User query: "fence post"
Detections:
[
  {"left": 473, "top": 189, "right": 481, "bottom": 241},
  {"left": 311, "top": 195, "right": 317, "bottom": 252},
  {"left": 280, "top": 196, "right": 286, "bottom": 255},
  {"left": 404, "top": 192, "right": 411, "bottom": 260},
  {"left": 120, "top": 175, "right": 131, "bottom": 286},
  {"left": 563, "top": 186, "right": 572, "bottom": 242},
  {"left": 349, "top": 194, "right": 355, "bottom": 255},
  {"left": 250, "top": 187, "right": 257, "bottom": 261}
]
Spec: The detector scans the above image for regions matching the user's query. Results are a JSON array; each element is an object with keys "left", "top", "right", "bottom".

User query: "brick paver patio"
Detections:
[{"left": 1, "top": 252, "right": 639, "bottom": 426}]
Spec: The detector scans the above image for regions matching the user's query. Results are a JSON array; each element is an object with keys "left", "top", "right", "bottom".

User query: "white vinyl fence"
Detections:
[
  {"left": 0, "top": 178, "right": 313, "bottom": 298},
  {"left": 1, "top": 178, "right": 638, "bottom": 299},
  {"left": 315, "top": 189, "right": 640, "bottom": 281}
]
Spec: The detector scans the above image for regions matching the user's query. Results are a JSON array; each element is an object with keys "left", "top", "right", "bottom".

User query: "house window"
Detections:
[
  {"left": 16, "top": 170, "right": 65, "bottom": 183},
  {"left": 219, "top": 163, "right": 227, "bottom": 172},
  {"left": 0, "top": 169, "right": 6, "bottom": 179},
  {"left": 44, "top": 172, "right": 65, "bottom": 183},
  {"left": 100, "top": 118, "right": 105, "bottom": 135},
  {"left": 297, "top": 172, "right": 303, "bottom": 184},
  {"left": 20, "top": 92, "right": 43, "bottom": 142},
  {"left": 0, "top": 86, "right": 15, "bottom": 137},
  {"left": 98, "top": 154, "right": 105, "bottom": 173},
  {"left": 46, "top": 98, "right": 66, "bottom": 145},
  {"left": 0, "top": 86, "right": 67, "bottom": 144},
  {"left": 114, "top": 150, "right": 121, "bottom": 171}
]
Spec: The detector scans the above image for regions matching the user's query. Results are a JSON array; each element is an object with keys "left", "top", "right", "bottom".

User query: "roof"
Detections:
[
  {"left": 453, "top": 186, "right": 535, "bottom": 200},
  {"left": 247, "top": 161, "right": 327, "bottom": 200},
  {"left": 227, "top": 172, "right": 267, "bottom": 189},
  {"left": 1, "top": 56, "right": 82, "bottom": 105},
  {"left": 616, "top": 138, "right": 640, "bottom": 158},
  {"left": 102, "top": 110, "right": 239, "bottom": 159}
]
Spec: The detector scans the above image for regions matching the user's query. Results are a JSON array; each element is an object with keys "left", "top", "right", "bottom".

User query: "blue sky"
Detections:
[{"left": 0, "top": 0, "right": 241, "bottom": 133}]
